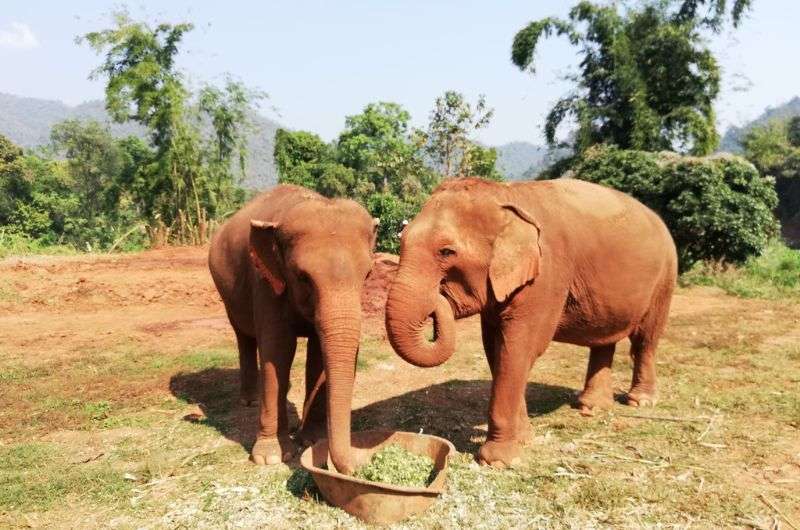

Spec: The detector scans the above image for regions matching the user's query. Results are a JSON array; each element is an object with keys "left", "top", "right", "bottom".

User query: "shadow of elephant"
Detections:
[{"left": 168, "top": 369, "right": 575, "bottom": 455}]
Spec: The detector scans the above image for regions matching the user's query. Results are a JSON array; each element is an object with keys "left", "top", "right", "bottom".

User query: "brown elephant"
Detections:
[
  {"left": 208, "top": 185, "right": 377, "bottom": 473},
  {"left": 385, "top": 177, "right": 677, "bottom": 468}
]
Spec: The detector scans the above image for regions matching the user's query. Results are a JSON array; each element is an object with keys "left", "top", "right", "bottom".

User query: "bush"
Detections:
[
  {"left": 0, "top": 229, "right": 75, "bottom": 260},
  {"left": 366, "top": 193, "right": 421, "bottom": 254},
  {"left": 682, "top": 242, "right": 800, "bottom": 299},
  {"left": 570, "top": 146, "right": 780, "bottom": 272}
]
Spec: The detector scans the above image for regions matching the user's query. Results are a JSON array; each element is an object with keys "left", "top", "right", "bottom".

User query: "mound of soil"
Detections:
[{"left": 361, "top": 253, "right": 399, "bottom": 321}]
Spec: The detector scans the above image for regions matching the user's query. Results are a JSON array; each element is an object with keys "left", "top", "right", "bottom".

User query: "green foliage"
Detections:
[
  {"left": 673, "top": 0, "right": 754, "bottom": 30},
  {"left": 463, "top": 143, "right": 503, "bottom": 181},
  {"left": 787, "top": 117, "right": 800, "bottom": 148},
  {"left": 742, "top": 119, "right": 800, "bottom": 241},
  {"left": 79, "top": 11, "right": 262, "bottom": 244},
  {"left": 742, "top": 120, "right": 799, "bottom": 179},
  {"left": 420, "top": 91, "right": 498, "bottom": 179},
  {"left": 275, "top": 102, "right": 442, "bottom": 252},
  {"left": 353, "top": 444, "right": 435, "bottom": 487},
  {"left": 511, "top": 2, "right": 723, "bottom": 156},
  {"left": 682, "top": 242, "right": 800, "bottom": 298},
  {"left": 337, "top": 102, "right": 433, "bottom": 196},
  {"left": 274, "top": 94, "right": 503, "bottom": 251},
  {"left": 273, "top": 129, "right": 362, "bottom": 198},
  {"left": 570, "top": 146, "right": 779, "bottom": 271},
  {"left": 1, "top": 13, "right": 264, "bottom": 256}
]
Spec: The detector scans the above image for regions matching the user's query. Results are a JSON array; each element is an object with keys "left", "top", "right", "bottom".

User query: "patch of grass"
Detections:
[
  {"left": 0, "top": 365, "right": 50, "bottom": 383},
  {"left": 182, "top": 349, "right": 236, "bottom": 370},
  {"left": 0, "top": 231, "right": 76, "bottom": 260},
  {"left": 682, "top": 242, "right": 800, "bottom": 298},
  {"left": 83, "top": 400, "right": 112, "bottom": 422},
  {"left": 0, "top": 443, "right": 132, "bottom": 511}
]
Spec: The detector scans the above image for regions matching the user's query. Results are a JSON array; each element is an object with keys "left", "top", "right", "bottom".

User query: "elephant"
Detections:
[
  {"left": 208, "top": 185, "right": 377, "bottom": 473},
  {"left": 385, "top": 177, "right": 677, "bottom": 468}
]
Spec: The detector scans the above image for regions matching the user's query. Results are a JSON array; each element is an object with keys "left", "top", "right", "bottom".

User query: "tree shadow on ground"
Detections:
[{"left": 168, "top": 369, "right": 576, "bottom": 455}]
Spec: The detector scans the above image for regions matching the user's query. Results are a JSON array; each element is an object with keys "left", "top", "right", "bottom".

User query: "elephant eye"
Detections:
[
  {"left": 438, "top": 247, "right": 456, "bottom": 258},
  {"left": 297, "top": 271, "right": 312, "bottom": 285}
]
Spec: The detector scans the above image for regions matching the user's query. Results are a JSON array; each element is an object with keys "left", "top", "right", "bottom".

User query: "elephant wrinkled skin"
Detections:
[
  {"left": 208, "top": 185, "right": 377, "bottom": 474},
  {"left": 385, "top": 178, "right": 677, "bottom": 468}
]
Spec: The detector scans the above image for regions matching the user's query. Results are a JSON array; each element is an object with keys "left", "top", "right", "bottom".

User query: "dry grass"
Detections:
[{"left": 1, "top": 249, "right": 798, "bottom": 529}]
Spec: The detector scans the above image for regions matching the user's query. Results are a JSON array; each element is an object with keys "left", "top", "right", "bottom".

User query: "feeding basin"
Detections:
[{"left": 299, "top": 430, "right": 456, "bottom": 524}]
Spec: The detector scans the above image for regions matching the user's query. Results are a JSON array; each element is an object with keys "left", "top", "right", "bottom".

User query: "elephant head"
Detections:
[
  {"left": 385, "top": 178, "right": 542, "bottom": 368},
  {"left": 249, "top": 199, "right": 378, "bottom": 474}
]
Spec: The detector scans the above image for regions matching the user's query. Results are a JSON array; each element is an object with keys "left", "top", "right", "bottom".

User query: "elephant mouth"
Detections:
[{"left": 438, "top": 286, "right": 477, "bottom": 320}]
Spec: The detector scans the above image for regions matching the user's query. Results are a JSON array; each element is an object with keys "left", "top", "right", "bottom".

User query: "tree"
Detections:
[
  {"left": 673, "top": 0, "right": 753, "bottom": 30},
  {"left": 0, "top": 134, "right": 32, "bottom": 228},
  {"left": 462, "top": 143, "right": 503, "bottom": 181},
  {"left": 273, "top": 102, "right": 439, "bottom": 252},
  {"left": 50, "top": 120, "right": 127, "bottom": 218},
  {"left": 511, "top": 1, "right": 725, "bottom": 156},
  {"left": 742, "top": 119, "right": 800, "bottom": 244},
  {"left": 80, "top": 11, "right": 262, "bottom": 243},
  {"left": 336, "top": 102, "right": 433, "bottom": 195},
  {"left": 420, "top": 91, "right": 499, "bottom": 179}
]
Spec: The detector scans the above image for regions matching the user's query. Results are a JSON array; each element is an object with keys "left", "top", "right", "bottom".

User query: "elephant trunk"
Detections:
[
  {"left": 385, "top": 264, "right": 456, "bottom": 368},
  {"left": 316, "top": 292, "right": 361, "bottom": 475}
]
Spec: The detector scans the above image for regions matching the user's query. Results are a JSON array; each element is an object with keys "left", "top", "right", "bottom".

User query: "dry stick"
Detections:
[
  {"left": 107, "top": 224, "right": 145, "bottom": 254},
  {"left": 759, "top": 493, "right": 800, "bottom": 530},
  {"left": 615, "top": 413, "right": 710, "bottom": 423}
]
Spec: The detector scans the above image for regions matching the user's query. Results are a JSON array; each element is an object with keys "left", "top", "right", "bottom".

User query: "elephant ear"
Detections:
[
  {"left": 249, "top": 220, "right": 286, "bottom": 296},
  {"left": 488, "top": 203, "right": 543, "bottom": 303}
]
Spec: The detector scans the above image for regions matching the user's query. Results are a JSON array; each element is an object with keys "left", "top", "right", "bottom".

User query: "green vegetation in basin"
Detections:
[{"left": 353, "top": 444, "right": 436, "bottom": 488}]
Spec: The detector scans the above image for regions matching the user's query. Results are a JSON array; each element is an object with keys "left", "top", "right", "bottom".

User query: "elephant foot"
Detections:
[
  {"left": 296, "top": 421, "right": 327, "bottom": 447},
  {"left": 477, "top": 440, "right": 522, "bottom": 469},
  {"left": 576, "top": 388, "right": 614, "bottom": 417},
  {"left": 625, "top": 386, "right": 658, "bottom": 407},
  {"left": 251, "top": 435, "right": 296, "bottom": 465}
]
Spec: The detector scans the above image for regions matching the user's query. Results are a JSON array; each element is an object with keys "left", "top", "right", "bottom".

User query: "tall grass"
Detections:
[
  {"left": 682, "top": 242, "right": 800, "bottom": 299},
  {"left": 0, "top": 230, "right": 76, "bottom": 260}
]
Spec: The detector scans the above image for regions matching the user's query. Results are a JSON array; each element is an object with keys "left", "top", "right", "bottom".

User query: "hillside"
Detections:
[
  {"left": 720, "top": 96, "right": 800, "bottom": 153},
  {"left": 0, "top": 92, "right": 556, "bottom": 185},
  {"left": 0, "top": 92, "right": 281, "bottom": 189},
  {"left": 494, "top": 141, "right": 548, "bottom": 180}
]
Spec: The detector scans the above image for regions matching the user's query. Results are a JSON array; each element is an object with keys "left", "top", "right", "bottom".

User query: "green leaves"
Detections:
[
  {"left": 274, "top": 102, "right": 441, "bottom": 252},
  {"left": 80, "top": 11, "right": 263, "bottom": 244},
  {"left": 511, "top": 2, "right": 726, "bottom": 156},
  {"left": 420, "top": 91, "right": 496, "bottom": 179},
  {"left": 510, "top": 17, "right": 577, "bottom": 73},
  {"left": 353, "top": 444, "right": 435, "bottom": 487}
]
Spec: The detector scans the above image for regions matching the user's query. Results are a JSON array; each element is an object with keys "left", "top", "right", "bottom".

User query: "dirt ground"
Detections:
[{"left": 1, "top": 247, "right": 798, "bottom": 529}]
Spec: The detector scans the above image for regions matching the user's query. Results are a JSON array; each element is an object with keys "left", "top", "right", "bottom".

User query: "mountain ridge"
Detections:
[
  {"left": 0, "top": 92, "right": 281, "bottom": 189},
  {"left": 720, "top": 96, "right": 800, "bottom": 153},
  {"left": 0, "top": 92, "right": 550, "bottom": 184}
]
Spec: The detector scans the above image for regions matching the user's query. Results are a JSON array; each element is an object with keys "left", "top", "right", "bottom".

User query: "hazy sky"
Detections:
[{"left": 1, "top": 1, "right": 798, "bottom": 145}]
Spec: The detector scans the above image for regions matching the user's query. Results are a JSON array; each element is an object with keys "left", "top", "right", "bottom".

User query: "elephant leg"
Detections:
[
  {"left": 478, "top": 315, "right": 552, "bottom": 469},
  {"left": 627, "top": 333, "right": 659, "bottom": 407},
  {"left": 251, "top": 328, "right": 297, "bottom": 465},
  {"left": 235, "top": 329, "right": 259, "bottom": 407},
  {"left": 481, "top": 313, "right": 531, "bottom": 446},
  {"left": 577, "top": 344, "right": 616, "bottom": 416},
  {"left": 297, "top": 333, "right": 327, "bottom": 446},
  {"left": 626, "top": 284, "right": 671, "bottom": 407}
]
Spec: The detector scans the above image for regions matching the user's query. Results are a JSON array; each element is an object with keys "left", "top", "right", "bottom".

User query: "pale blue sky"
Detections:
[{"left": 1, "top": 1, "right": 798, "bottom": 145}]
